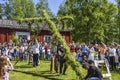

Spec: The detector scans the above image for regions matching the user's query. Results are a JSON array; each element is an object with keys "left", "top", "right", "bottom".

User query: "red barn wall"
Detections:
[
  {"left": 0, "top": 28, "right": 13, "bottom": 43},
  {"left": 0, "top": 28, "right": 72, "bottom": 44},
  {"left": 61, "top": 31, "right": 72, "bottom": 43}
]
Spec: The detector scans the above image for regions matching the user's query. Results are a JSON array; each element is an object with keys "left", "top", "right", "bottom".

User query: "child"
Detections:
[{"left": 0, "top": 55, "right": 14, "bottom": 80}]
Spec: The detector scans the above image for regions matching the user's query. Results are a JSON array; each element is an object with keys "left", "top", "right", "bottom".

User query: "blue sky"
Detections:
[
  {"left": 0, "top": 0, "right": 117, "bottom": 15},
  {"left": 109, "top": 0, "right": 116, "bottom": 4},
  {"left": 34, "top": 0, "right": 64, "bottom": 15}
]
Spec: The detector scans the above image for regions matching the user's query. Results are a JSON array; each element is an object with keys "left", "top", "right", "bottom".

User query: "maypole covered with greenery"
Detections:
[
  {"left": 17, "top": 10, "right": 86, "bottom": 79},
  {"left": 42, "top": 10, "right": 86, "bottom": 79}
]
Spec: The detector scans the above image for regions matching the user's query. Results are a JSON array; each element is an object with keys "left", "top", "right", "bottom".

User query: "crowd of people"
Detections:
[{"left": 0, "top": 38, "right": 120, "bottom": 80}]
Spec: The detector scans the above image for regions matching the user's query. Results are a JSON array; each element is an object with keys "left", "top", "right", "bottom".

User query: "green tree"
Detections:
[
  {"left": 116, "top": 0, "right": 120, "bottom": 44},
  {"left": 4, "top": 0, "right": 36, "bottom": 19},
  {"left": 21, "top": 0, "right": 36, "bottom": 18},
  {"left": 4, "top": 0, "right": 24, "bottom": 19},
  {"left": 0, "top": 4, "right": 3, "bottom": 19},
  {"left": 36, "top": 0, "right": 53, "bottom": 17},
  {"left": 57, "top": 1, "right": 68, "bottom": 16},
  {"left": 105, "top": 20, "right": 119, "bottom": 44},
  {"left": 58, "top": 0, "right": 117, "bottom": 44},
  {"left": 4, "top": 0, "right": 12, "bottom": 19}
]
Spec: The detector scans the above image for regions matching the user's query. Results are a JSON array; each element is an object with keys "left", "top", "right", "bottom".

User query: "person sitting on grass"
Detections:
[
  {"left": 0, "top": 55, "right": 14, "bottom": 80},
  {"left": 82, "top": 62, "right": 103, "bottom": 80}
]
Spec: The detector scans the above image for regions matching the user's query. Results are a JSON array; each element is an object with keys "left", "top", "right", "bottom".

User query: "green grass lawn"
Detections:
[{"left": 10, "top": 60, "right": 120, "bottom": 80}]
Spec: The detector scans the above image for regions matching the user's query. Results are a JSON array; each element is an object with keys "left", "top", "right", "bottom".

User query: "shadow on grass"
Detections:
[
  {"left": 14, "top": 64, "right": 33, "bottom": 69},
  {"left": 13, "top": 70, "right": 62, "bottom": 80}
]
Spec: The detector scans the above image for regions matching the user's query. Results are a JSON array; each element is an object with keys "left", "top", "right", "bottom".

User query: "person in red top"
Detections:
[
  {"left": 45, "top": 44, "right": 49, "bottom": 59},
  {"left": 70, "top": 45, "right": 76, "bottom": 53}
]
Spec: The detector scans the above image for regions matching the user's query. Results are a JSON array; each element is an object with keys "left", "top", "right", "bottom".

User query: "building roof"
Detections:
[{"left": 0, "top": 19, "right": 71, "bottom": 31}]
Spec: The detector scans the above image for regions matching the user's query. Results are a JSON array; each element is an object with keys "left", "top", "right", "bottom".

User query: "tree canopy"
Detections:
[
  {"left": 116, "top": 0, "right": 120, "bottom": 44},
  {"left": 0, "top": 4, "right": 3, "bottom": 19},
  {"left": 58, "top": 0, "right": 118, "bottom": 44},
  {"left": 36, "top": 0, "right": 53, "bottom": 17},
  {"left": 4, "top": 0, "right": 36, "bottom": 19}
]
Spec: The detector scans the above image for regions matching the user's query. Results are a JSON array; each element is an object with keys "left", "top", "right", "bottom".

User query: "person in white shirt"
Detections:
[
  {"left": 109, "top": 45, "right": 116, "bottom": 70},
  {"left": 88, "top": 44, "right": 95, "bottom": 62},
  {"left": 32, "top": 40, "right": 40, "bottom": 67}
]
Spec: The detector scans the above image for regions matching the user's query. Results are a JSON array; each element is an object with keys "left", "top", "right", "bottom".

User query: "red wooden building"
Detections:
[{"left": 0, "top": 19, "right": 72, "bottom": 44}]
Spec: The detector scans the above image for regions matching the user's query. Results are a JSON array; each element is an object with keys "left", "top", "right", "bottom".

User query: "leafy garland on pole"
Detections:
[
  {"left": 42, "top": 10, "right": 86, "bottom": 79},
  {"left": 17, "top": 10, "right": 86, "bottom": 79},
  {"left": 12, "top": 34, "right": 19, "bottom": 46}
]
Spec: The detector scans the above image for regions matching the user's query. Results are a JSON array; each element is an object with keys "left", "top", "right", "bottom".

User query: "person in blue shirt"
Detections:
[{"left": 81, "top": 43, "right": 89, "bottom": 59}]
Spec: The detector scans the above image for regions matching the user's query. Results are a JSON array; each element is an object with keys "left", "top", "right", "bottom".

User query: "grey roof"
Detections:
[
  {"left": 0, "top": 19, "right": 71, "bottom": 31},
  {"left": 0, "top": 19, "right": 28, "bottom": 29}
]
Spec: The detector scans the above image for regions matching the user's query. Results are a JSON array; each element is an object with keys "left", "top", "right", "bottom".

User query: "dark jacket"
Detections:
[{"left": 85, "top": 66, "right": 103, "bottom": 79}]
